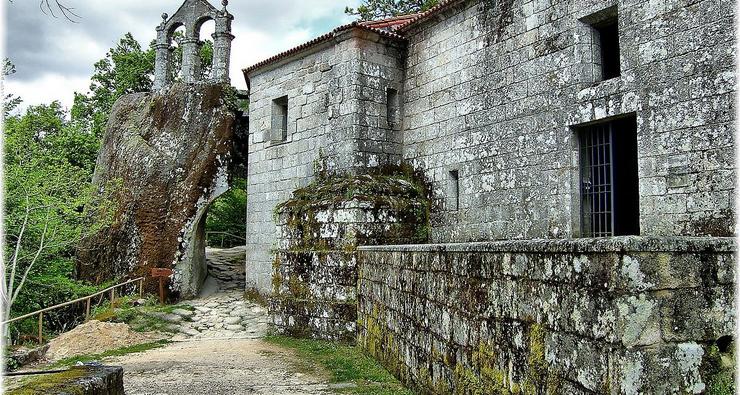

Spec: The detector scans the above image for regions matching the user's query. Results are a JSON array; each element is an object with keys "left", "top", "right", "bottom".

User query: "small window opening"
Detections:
[
  {"left": 595, "top": 17, "right": 620, "bottom": 80},
  {"left": 386, "top": 87, "right": 400, "bottom": 129},
  {"left": 582, "top": 8, "right": 621, "bottom": 81},
  {"left": 578, "top": 115, "right": 638, "bottom": 237},
  {"left": 271, "top": 96, "right": 288, "bottom": 143},
  {"left": 449, "top": 170, "right": 460, "bottom": 211}
]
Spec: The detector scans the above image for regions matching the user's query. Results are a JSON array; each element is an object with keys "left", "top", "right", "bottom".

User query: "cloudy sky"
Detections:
[{"left": 5, "top": 0, "right": 360, "bottom": 111}]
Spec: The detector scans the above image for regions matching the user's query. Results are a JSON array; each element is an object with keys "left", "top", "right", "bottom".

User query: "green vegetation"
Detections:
[
  {"left": 48, "top": 340, "right": 171, "bottom": 369},
  {"left": 71, "top": 32, "right": 214, "bottom": 138},
  {"left": 704, "top": 342, "right": 736, "bottom": 395},
  {"left": 345, "top": 0, "right": 439, "bottom": 21},
  {"left": 8, "top": 367, "right": 89, "bottom": 395},
  {"left": 265, "top": 335, "right": 413, "bottom": 395},
  {"left": 205, "top": 177, "right": 247, "bottom": 248},
  {"left": 90, "top": 295, "right": 194, "bottom": 334},
  {"left": 3, "top": 31, "right": 236, "bottom": 344},
  {"left": 3, "top": 94, "right": 118, "bottom": 342}
]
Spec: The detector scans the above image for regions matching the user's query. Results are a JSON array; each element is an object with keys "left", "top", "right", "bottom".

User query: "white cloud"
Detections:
[{"left": 5, "top": 0, "right": 361, "bottom": 110}]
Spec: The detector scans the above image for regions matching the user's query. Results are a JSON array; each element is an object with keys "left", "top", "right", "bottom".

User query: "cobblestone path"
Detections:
[
  {"left": 107, "top": 283, "right": 332, "bottom": 394},
  {"left": 171, "top": 289, "right": 271, "bottom": 340}
]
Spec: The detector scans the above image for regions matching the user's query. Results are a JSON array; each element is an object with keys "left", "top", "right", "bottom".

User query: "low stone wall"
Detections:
[
  {"left": 271, "top": 173, "right": 429, "bottom": 341},
  {"left": 357, "top": 237, "right": 736, "bottom": 394},
  {"left": 206, "top": 246, "right": 246, "bottom": 289},
  {"left": 8, "top": 365, "right": 124, "bottom": 394}
]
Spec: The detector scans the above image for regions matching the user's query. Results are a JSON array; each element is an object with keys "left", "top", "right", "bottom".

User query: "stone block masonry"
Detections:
[
  {"left": 357, "top": 237, "right": 735, "bottom": 394},
  {"left": 271, "top": 172, "right": 430, "bottom": 341},
  {"left": 401, "top": 0, "right": 735, "bottom": 242}
]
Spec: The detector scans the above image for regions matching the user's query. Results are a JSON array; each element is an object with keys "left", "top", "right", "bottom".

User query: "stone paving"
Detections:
[{"left": 171, "top": 289, "right": 270, "bottom": 341}]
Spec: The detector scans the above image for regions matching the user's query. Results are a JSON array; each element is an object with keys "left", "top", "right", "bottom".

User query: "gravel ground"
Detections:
[{"left": 105, "top": 338, "right": 333, "bottom": 395}]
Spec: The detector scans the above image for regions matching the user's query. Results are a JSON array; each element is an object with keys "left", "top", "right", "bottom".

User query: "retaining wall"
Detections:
[{"left": 357, "top": 237, "right": 736, "bottom": 394}]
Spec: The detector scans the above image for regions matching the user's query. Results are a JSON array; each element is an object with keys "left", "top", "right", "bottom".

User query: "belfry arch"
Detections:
[{"left": 153, "top": 0, "right": 234, "bottom": 90}]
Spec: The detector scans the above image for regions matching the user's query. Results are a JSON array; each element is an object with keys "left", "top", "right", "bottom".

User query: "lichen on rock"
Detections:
[{"left": 77, "top": 82, "right": 238, "bottom": 299}]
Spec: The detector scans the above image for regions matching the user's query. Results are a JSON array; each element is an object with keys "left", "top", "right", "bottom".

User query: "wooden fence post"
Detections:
[
  {"left": 139, "top": 278, "right": 144, "bottom": 298},
  {"left": 85, "top": 297, "right": 91, "bottom": 319},
  {"left": 110, "top": 288, "right": 115, "bottom": 304},
  {"left": 37, "top": 313, "right": 43, "bottom": 344}
]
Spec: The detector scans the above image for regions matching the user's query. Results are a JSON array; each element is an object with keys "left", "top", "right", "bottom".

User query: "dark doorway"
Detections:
[{"left": 578, "top": 115, "right": 639, "bottom": 237}]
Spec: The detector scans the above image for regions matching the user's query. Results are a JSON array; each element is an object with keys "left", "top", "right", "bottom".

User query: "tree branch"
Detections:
[
  {"left": 37, "top": 0, "right": 80, "bottom": 22},
  {"left": 10, "top": 209, "right": 50, "bottom": 306},
  {"left": 6, "top": 195, "right": 30, "bottom": 307}
]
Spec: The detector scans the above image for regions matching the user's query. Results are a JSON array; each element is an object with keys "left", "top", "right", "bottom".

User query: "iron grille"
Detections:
[{"left": 579, "top": 123, "right": 614, "bottom": 237}]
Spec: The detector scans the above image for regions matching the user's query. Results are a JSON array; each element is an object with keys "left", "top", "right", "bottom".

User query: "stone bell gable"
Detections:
[{"left": 153, "top": 0, "right": 235, "bottom": 90}]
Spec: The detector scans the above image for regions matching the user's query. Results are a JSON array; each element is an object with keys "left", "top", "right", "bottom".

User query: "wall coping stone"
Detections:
[{"left": 357, "top": 236, "right": 737, "bottom": 253}]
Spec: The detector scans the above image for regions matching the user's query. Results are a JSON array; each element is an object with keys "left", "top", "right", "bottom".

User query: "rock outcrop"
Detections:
[{"left": 77, "top": 83, "right": 237, "bottom": 299}]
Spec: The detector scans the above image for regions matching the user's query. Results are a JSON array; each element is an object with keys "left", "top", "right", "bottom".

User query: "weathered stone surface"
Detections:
[
  {"left": 7, "top": 365, "right": 124, "bottom": 395},
  {"left": 271, "top": 172, "right": 430, "bottom": 341},
  {"left": 356, "top": 238, "right": 736, "bottom": 394},
  {"left": 243, "top": 0, "right": 736, "bottom": 294},
  {"left": 77, "top": 83, "right": 236, "bottom": 299}
]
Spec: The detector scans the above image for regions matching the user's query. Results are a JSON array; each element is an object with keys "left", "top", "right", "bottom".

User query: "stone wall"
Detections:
[
  {"left": 8, "top": 365, "right": 124, "bottom": 394},
  {"left": 401, "top": 0, "right": 735, "bottom": 242},
  {"left": 271, "top": 172, "right": 429, "bottom": 341},
  {"left": 357, "top": 238, "right": 736, "bottom": 394},
  {"left": 245, "top": 29, "right": 406, "bottom": 293}
]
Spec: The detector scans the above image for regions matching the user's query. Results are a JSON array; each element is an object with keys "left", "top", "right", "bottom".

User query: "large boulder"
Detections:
[{"left": 77, "top": 83, "right": 237, "bottom": 299}]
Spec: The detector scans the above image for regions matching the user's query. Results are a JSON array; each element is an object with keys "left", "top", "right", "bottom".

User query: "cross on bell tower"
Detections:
[{"left": 153, "top": 0, "right": 235, "bottom": 91}]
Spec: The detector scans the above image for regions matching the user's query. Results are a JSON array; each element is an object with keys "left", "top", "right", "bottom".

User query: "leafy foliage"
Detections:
[
  {"left": 205, "top": 177, "right": 247, "bottom": 248},
  {"left": 2, "top": 58, "right": 23, "bottom": 117},
  {"left": 71, "top": 32, "right": 214, "bottom": 138},
  {"left": 3, "top": 101, "right": 115, "bottom": 342},
  {"left": 345, "top": 0, "right": 439, "bottom": 20}
]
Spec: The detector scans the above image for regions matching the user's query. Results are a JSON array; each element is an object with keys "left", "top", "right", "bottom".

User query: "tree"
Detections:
[
  {"left": 2, "top": 58, "right": 23, "bottom": 118},
  {"left": 205, "top": 178, "right": 247, "bottom": 248},
  {"left": 345, "top": 0, "right": 439, "bottom": 20},
  {"left": 2, "top": 102, "right": 115, "bottom": 339},
  {"left": 71, "top": 33, "right": 156, "bottom": 138},
  {"left": 72, "top": 32, "right": 214, "bottom": 138}
]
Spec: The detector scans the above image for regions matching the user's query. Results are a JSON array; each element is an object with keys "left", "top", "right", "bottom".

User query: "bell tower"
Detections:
[{"left": 153, "top": 0, "right": 234, "bottom": 91}]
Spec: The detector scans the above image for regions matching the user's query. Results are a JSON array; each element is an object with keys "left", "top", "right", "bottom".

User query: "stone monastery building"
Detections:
[
  {"left": 242, "top": 0, "right": 735, "bottom": 292},
  {"left": 93, "top": 0, "right": 736, "bottom": 392}
]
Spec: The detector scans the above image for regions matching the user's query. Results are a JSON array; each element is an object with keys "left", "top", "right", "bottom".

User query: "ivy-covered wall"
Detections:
[
  {"left": 357, "top": 237, "right": 736, "bottom": 394},
  {"left": 271, "top": 171, "right": 430, "bottom": 341}
]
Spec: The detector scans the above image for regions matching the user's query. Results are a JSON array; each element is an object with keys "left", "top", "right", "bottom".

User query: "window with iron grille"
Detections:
[{"left": 578, "top": 116, "right": 639, "bottom": 237}]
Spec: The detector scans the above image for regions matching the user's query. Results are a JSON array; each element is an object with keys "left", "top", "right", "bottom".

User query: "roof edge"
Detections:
[
  {"left": 397, "top": 0, "right": 468, "bottom": 32},
  {"left": 242, "top": 22, "right": 406, "bottom": 77}
]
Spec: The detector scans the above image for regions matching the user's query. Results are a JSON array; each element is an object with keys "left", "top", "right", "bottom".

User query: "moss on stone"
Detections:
[{"left": 8, "top": 366, "right": 104, "bottom": 395}]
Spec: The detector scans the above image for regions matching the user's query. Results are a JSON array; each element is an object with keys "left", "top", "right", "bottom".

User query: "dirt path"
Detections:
[
  {"left": 105, "top": 338, "right": 332, "bottom": 395},
  {"left": 105, "top": 283, "right": 333, "bottom": 394}
]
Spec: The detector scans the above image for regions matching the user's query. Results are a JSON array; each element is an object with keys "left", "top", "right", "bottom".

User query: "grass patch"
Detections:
[
  {"left": 48, "top": 340, "right": 171, "bottom": 369},
  {"left": 265, "top": 335, "right": 413, "bottom": 395},
  {"left": 91, "top": 295, "right": 194, "bottom": 333}
]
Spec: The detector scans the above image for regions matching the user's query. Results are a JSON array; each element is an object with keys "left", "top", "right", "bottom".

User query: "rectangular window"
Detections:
[
  {"left": 386, "top": 87, "right": 400, "bottom": 129},
  {"left": 578, "top": 116, "right": 639, "bottom": 237},
  {"left": 594, "top": 17, "right": 620, "bottom": 80},
  {"left": 449, "top": 170, "right": 460, "bottom": 211},
  {"left": 271, "top": 96, "right": 288, "bottom": 143},
  {"left": 582, "top": 7, "right": 621, "bottom": 81}
]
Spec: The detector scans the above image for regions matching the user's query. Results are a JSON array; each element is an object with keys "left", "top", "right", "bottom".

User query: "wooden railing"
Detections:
[
  {"left": 205, "top": 231, "right": 246, "bottom": 248},
  {"left": 1, "top": 277, "right": 145, "bottom": 344}
]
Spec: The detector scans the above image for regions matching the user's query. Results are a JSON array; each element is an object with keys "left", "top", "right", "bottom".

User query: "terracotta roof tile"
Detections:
[
  {"left": 242, "top": 1, "right": 467, "bottom": 77},
  {"left": 242, "top": 22, "right": 406, "bottom": 76},
  {"left": 396, "top": 0, "right": 467, "bottom": 32}
]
